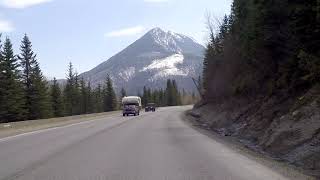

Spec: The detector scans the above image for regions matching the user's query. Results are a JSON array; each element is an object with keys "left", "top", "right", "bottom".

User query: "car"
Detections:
[{"left": 145, "top": 103, "right": 156, "bottom": 112}]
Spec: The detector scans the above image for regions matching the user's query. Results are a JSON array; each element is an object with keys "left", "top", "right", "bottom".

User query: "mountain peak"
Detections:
[
  {"left": 145, "top": 27, "right": 201, "bottom": 54},
  {"left": 80, "top": 27, "right": 204, "bottom": 93},
  {"left": 149, "top": 27, "right": 165, "bottom": 34}
]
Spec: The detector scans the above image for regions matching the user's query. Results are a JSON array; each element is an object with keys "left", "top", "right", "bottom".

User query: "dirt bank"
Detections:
[{"left": 190, "top": 85, "right": 320, "bottom": 178}]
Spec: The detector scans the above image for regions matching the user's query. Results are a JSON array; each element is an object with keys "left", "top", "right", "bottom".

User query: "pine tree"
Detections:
[
  {"left": 19, "top": 34, "right": 38, "bottom": 119},
  {"left": 147, "top": 88, "right": 152, "bottom": 103},
  {"left": 19, "top": 34, "right": 52, "bottom": 120},
  {"left": 80, "top": 78, "right": 88, "bottom": 114},
  {"left": 63, "top": 62, "right": 77, "bottom": 116},
  {"left": 203, "top": 34, "right": 216, "bottom": 93},
  {"left": 142, "top": 86, "right": 147, "bottom": 106},
  {"left": 94, "top": 84, "right": 103, "bottom": 113},
  {"left": 73, "top": 73, "right": 81, "bottom": 114},
  {"left": 0, "top": 37, "right": 25, "bottom": 122},
  {"left": 120, "top": 87, "right": 127, "bottom": 98},
  {"left": 86, "top": 82, "right": 94, "bottom": 114},
  {"left": 103, "top": 74, "right": 117, "bottom": 112},
  {"left": 159, "top": 89, "right": 166, "bottom": 107},
  {"left": 29, "top": 62, "right": 53, "bottom": 119},
  {"left": 172, "top": 80, "right": 181, "bottom": 105},
  {"left": 166, "top": 79, "right": 174, "bottom": 106},
  {"left": 50, "top": 78, "right": 64, "bottom": 117}
]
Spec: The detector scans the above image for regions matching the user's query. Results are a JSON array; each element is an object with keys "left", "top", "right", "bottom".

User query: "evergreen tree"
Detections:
[
  {"left": 93, "top": 84, "right": 103, "bottom": 113},
  {"left": 86, "top": 82, "right": 94, "bottom": 114},
  {"left": 159, "top": 89, "right": 166, "bottom": 107},
  {"left": 172, "top": 80, "right": 181, "bottom": 105},
  {"left": 73, "top": 73, "right": 81, "bottom": 114},
  {"left": 63, "top": 62, "right": 80, "bottom": 116},
  {"left": 153, "top": 89, "right": 160, "bottom": 105},
  {"left": 29, "top": 62, "right": 53, "bottom": 119},
  {"left": 142, "top": 86, "right": 148, "bottom": 106},
  {"left": 147, "top": 88, "right": 152, "bottom": 103},
  {"left": 103, "top": 74, "right": 117, "bottom": 112},
  {"left": 19, "top": 34, "right": 52, "bottom": 120},
  {"left": 80, "top": 78, "right": 88, "bottom": 114},
  {"left": 120, "top": 87, "right": 127, "bottom": 98},
  {"left": 19, "top": 34, "right": 38, "bottom": 119},
  {"left": 50, "top": 78, "right": 64, "bottom": 117},
  {"left": 0, "top": 37, "right": 25, "bottom": 122},
  {"left": 166, "top": 79, "right": 174, "bottom": 106}
]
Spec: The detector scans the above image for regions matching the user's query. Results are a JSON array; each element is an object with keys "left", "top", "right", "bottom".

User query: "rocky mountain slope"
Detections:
[{"left": 80, "top": 28, "right": 204, "bottom": 94}]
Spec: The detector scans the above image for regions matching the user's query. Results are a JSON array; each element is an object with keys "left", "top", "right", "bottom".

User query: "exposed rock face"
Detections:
[{"left": 191, "top": 86, "right": 320, "bottom": 177}]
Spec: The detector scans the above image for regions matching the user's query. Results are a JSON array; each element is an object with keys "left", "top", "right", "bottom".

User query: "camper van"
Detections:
[{"left": 122, "top": 96, "right": 142, "bottom": 116}]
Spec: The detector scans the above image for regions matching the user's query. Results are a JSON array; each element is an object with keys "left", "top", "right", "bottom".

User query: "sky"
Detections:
[{"left": 0, "top": 0, "right": 232, "bottom": 79}]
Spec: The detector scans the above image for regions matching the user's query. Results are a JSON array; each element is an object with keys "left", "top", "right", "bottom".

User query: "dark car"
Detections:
[{"left": 145, "top": 103, "right": 156, "bottom": 112}]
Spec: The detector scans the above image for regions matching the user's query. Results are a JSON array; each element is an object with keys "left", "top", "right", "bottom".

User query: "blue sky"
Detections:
[{"left": 0, "top": 0, "right": 232, "bottom": 79}]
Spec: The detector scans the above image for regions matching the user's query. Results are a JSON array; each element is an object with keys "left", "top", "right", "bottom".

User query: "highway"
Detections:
[{"left": 0, "top": 106, "right": 294, "bottom": 180}]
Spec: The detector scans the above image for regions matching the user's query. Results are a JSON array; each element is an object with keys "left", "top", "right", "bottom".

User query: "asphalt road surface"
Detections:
[{"left": 0, "top": 106, "right": 294, "bottom": 180}]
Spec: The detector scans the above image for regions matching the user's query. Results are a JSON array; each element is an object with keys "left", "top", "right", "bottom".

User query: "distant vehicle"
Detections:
[
  {"left": 122, "top": 96, "right": 142, "bottom": 116},
  {"left": 145, "top": 103, "right": 156, "bottom": 112}
]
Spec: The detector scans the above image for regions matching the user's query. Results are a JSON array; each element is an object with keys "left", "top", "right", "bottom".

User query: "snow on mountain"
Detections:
[
  {"left": 149, "top": 28, "right": 182, "bottom": 53},
  {"left": 141, "top": 54, "right": 187, "bottom": 79},
  {"left": 80, "top": 27, "right": 204, "bottom": 93},
  {"left": 118, "top": 67, "right": 135, "bottom": 82}
]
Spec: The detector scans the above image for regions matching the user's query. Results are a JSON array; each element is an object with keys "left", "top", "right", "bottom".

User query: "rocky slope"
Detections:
[{"left": 191, "top": 85, "right": 320, "bottom": 177}]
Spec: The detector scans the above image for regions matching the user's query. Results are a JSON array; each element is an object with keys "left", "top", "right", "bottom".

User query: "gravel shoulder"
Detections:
[
  {"left": 0, "top": 111, "right": 120, "bottom": 139},
  {"left": 182, "top": 110, "right": 315, "bottom": 180}
]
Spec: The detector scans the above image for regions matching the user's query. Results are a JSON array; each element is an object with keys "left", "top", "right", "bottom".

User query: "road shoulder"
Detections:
[{"left": 0, "top": 111, "right": 120, "bottom": 139}]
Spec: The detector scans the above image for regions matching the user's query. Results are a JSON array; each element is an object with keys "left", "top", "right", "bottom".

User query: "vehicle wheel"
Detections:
[
  {"left": 123, "top": 113, "right": 125, "bottom": 116},
  {"left": 134, "top": 113, "right": 136, "bottom": 116}
]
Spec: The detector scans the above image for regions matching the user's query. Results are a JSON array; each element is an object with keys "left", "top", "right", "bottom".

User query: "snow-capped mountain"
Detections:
[{"left": 80, "top": 27, "right": 204, "bottom": 94}]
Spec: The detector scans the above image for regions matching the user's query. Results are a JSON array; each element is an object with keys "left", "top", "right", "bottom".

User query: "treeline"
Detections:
[
  {"left": 0, "top": 34, "right": 118, "bottom": 123},
  {"left": 53, "top": 64, "right": 118, "bottom": 117},
  {"left": 0, "top": 34, "right": 53, "bottom": 122},
  {"left": 203, "top": 0, "right": 319, "bottom": 100},
  {"left": 140, "top": 79, "right": 198, "bottom": 107}
]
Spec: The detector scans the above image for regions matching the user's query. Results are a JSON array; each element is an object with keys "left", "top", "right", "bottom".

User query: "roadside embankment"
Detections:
[{"left": 188, "top": 85, "right": 320, "bottom": 178}]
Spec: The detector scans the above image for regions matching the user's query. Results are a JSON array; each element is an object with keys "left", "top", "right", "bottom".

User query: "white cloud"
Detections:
[
  {"left": 104, "top": 26, "right": 145, "bottom": 38},
  {"left": 0, "top": 18, "right": 14, "bottom": 32},
  {"left": 144, "top": 0, "right": 169, "bottom": 2},
  {"left": 0, "top": 0, "right": 52, "bottom": 9}
]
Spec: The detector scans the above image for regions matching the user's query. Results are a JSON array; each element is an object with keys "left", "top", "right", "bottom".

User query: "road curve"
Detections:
[{"left": 0, "top": 106, "right": 294, "bottom": 180}]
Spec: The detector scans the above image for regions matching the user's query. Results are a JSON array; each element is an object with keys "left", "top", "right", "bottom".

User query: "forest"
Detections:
[
  {"left": 203, "top": 0, "right": 319, "bottom": 100},
  {"left": 198, "top": 0, "right": 320, "bottom": 173}
]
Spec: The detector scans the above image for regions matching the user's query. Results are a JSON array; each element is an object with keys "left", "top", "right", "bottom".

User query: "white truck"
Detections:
[{"left": 121, "top": 96, "right": 142, "bottom": 116}]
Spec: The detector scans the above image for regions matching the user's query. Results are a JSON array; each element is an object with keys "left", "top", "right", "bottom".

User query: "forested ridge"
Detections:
[
  {"left": 197, "top": 0, "right": 320, "bottom": 175},
  {"left": 203, "top": 0, "right": 319, "bottom": 99},
  {"left": 0, "top": 35, "right": 197, "bottom": 123}
]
